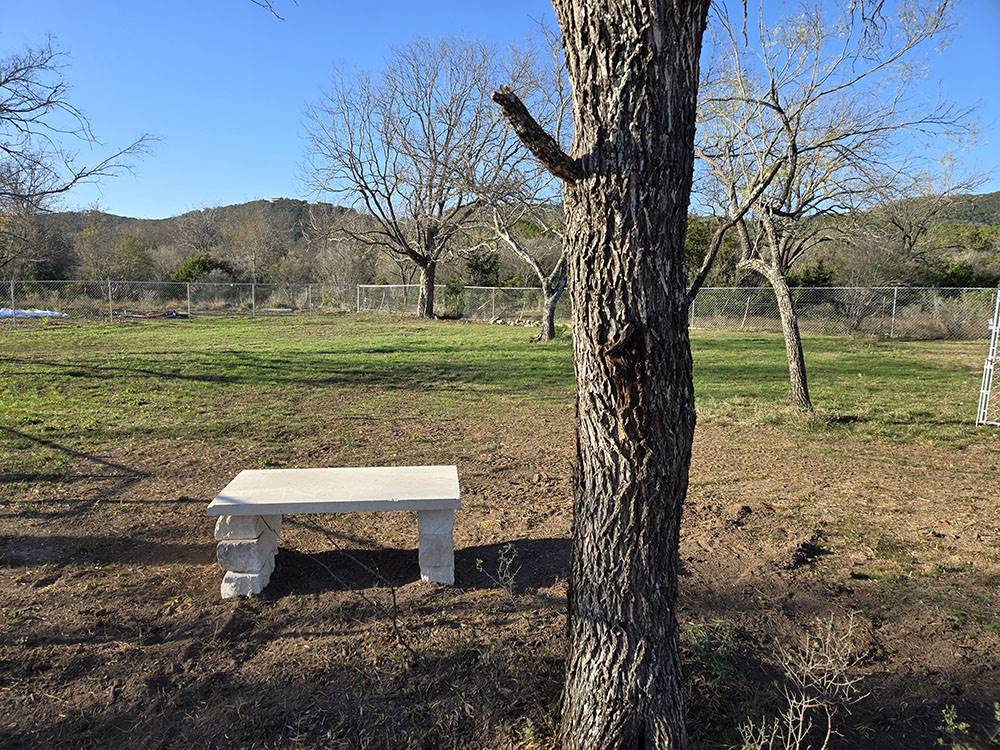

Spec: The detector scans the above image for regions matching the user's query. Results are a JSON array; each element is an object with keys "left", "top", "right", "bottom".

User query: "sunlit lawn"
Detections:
[{"left": 1, "top": 313, "right": 994, "bottom": 484}]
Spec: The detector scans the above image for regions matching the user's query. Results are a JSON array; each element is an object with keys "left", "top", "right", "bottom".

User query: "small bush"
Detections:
[
  {"left": 738, "top": 615, "right": 864, "bottom": 750},
  {"left": 475, "top": 543, "right": 520, "bottom": 597},
  {"left": 438, "top": 280, "right": 467, "bottom": 319}
]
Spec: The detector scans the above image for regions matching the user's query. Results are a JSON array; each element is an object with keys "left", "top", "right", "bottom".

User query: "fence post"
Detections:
[
  {"left": 491, "top": 287, "right": 496, "bottom": 319},
  {"left": 889, "top": 286, "right": 899, "bottom": 339},
  {"left": 107, "top": 279, "right": 113, "bottom": 321},
  {"left": 186, "top": 283, "right": 192, "bottom": 318},
  {"left": 9, "top": 279, "right": 15, "bottom": 328},
  {"left": 251, "top": 282, "right": 256, "bottom": 318},
  {"left": 690, "top": 297, "right": 696, "bottom": 328},
  {"left": 307, "top": 283, "right": 312, "bottom": 312},
  {"left": 356, "top": 285, "right": 361, "bottom": 313}
]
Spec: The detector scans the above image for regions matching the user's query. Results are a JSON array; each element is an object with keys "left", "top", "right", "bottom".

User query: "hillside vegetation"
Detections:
[
  {"left": 9, "top": 190, "right": 1000, "bottom": 290},
  {"left": 687, "top": 191, "right": 1000, "bottom": 289}
]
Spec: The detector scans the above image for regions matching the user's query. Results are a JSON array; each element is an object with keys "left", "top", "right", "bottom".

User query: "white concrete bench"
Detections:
[{"left": 207, "top": 465, "right": 460, "bottom": 599}]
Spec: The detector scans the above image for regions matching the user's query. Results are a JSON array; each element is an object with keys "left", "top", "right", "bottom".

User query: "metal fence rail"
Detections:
[
  {"left": 4, "top": 280, "right": 999, "bottom": 341},
  {"left": 976, "top": 292, "right": 1000, "bottom": 426}
]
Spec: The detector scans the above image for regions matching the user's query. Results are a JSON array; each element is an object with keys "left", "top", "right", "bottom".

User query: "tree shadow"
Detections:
[
  {"left": 0, "top": 426, "right": 150, "bottom": 502},
  {"left": 0, "top": 495, "right": 204, "bottom": 525},
  {"left": 0, "top": 533, "right": 215, "bottom": 567},
  {"left": 268, "top": 537, "right": 570, "bottom": 597},
  {"left": 2, "top": 345, "right": 574, "bottom": 393},
  {"left": 5, "top": 588, "right": 995, "bottom": 750}
]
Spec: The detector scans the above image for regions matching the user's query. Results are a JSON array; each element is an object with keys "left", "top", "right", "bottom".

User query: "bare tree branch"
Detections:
[
  {"left": 491, "top": 85, "right": 581, "bottom": 182},
  {"left": 249, "top": 0, "right": 296, "bottom": 20},
  {"left": 305, "top": 39, "right": 524, "bottom": 315},
  {"left": 0, "top": 40, "right": 152, "bottom": 274}
]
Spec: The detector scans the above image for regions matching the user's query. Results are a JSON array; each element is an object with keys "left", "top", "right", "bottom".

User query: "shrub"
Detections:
[
  {"left": 169, "top": 253, "right": 234, "bottom": 282},
  {"left": 738, "top": 615, "right": 864, "bottom": 750}
]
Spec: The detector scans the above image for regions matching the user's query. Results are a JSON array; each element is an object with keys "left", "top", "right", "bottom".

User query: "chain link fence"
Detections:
[
  {"left": 356, "top": 284, "right": 565, "bottom": 321},
  {"left": 3, "top": 280, "right": 998, "bottom": 340},
  {"left": 690, "top": 286, "right": 1000, "bottom": 340},
  {"left": 2, "top": 280, "right": 356, "bottom": 322},
  {"left": 359, "top": 283, "right": 999, "bottom": 340}
]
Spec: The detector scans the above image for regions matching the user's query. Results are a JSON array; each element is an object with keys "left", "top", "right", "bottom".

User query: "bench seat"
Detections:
[{"left": 207, "top": 465, "right": 460, "bottom": 598}]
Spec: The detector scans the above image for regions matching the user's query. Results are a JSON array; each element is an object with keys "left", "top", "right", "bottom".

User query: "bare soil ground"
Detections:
[
  {"left": 1, "top": 319, "right": 998, "bottom": 748},
  {"left": 2, "top": 416, "right": 998, "bottom": 748}
]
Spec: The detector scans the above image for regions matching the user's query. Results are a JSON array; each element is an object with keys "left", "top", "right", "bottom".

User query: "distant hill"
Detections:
[
  {"left": 923, "top": 190, "right": 1000, "bottom": 225},
  {"left": 40, "top": 197, "right": 351, "bottom": 243},
  {"left": 43, "top": 190, "right": 1000, "bottom": 241}
]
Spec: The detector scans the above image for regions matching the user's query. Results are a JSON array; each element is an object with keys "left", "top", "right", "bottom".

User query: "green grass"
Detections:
[
  {"left": 1, "top": 314, "right": 995, "bottom": 483},
  {"left": 691, "top": 332, "right": 992, "bottom": 442}
]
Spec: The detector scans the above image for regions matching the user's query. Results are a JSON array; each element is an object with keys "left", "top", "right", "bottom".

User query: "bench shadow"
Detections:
[
  {"left": 456, "top": 537, "right": 570, "bottom": 591},
  {"left": 268, "top": 537, "right": 570, "bottom": 597}
]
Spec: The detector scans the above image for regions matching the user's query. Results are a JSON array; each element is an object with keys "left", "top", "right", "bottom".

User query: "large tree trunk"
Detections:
[
  {"left": 416, "top": 260, "right": 435, "bottom": 318},
  {"left": 552, "top": 4, "right": 709, "bottom": 748}
]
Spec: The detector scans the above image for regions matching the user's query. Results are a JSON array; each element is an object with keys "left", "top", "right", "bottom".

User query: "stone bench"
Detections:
[{"left": 207, "top": 465, "right": 461, "bottom": 599}]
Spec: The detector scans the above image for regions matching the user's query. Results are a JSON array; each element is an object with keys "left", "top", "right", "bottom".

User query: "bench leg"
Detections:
[
  {"left": 417, "top": 509, "right": 455, "bottom": 585},
  {"left": 214, "top": 515, "right": 282, "bottom": 599}
]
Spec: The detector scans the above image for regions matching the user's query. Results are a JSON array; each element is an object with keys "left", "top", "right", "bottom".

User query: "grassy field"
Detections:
[
  {"left": 1, "top": 315, "right": 998, "bottom": 748},
  {"left": 2, "top": 314, "right": 993, "bottom": 476}
]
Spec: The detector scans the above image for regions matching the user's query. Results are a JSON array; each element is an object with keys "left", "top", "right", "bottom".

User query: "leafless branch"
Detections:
[
  {"left": 491, "top": 86, "right": 581, "bottom": 183},
  {"left": 738, "top": 615, "right": 866, "bottom": 750},
  {"left": 249, "top": 0, "right": 296, "bottom": 20},
  {"left": 304, "top": 39, "right": 523, "bottom": 292},
  {"left": 0, "top": 40, "right": 152, "bottom": 274}
]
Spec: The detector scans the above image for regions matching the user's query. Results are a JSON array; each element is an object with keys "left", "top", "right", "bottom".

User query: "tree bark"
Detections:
[
  {"left": 538, "top": 268, "right": 568, "bottom": 341},
  {"left": 539, "top": 287, "right": 561, "bottom": 341},
  {"left": 768, "top": 271, "right": 813, "bottom": 411},
  {"left": 742, "top": 260, "right": 813, "bottom": 411},
  {"left": 550, "top": 4, "right": 708, "bottom": 748},
  {"left": 416, "top": 260, "right": 435, "bottom": 318}
]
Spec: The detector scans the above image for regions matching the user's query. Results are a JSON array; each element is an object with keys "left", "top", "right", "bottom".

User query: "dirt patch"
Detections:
[{"left": 1, "top": 414, "right": 998, "bottom": 748}]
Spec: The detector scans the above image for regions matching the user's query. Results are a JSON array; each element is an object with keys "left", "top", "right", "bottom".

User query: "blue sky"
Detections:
[{"left": 3, "top": 0, "right": 998, "bottom": 219}]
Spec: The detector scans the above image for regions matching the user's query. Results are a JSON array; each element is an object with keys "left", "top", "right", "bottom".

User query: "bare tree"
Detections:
[
  {"left": 481, "top": 29, "right": 571, "bottom": 341},
  {"left": 0, "top": 41, "right": 150, "bottom": 273},
  {"left": 225, "top": 205, "right": 285, "bottom": 283},
  {"left": 496, "top": 1, "right": 900, "bottom": 744},
  {"left": 177, "top": 208, "right": 223, "bottom": 254},
  {"left": 302, "top": 205, "right": 378, "bottom": 286},
  {"left": 492, "top": 204, "right": 566, "bottom": 339},
  {"left": 694, "top": 0, "right": 965, "bottom": 410},
  {"left": 305, "top": 39, "right": 520, "bottom": 317}
]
